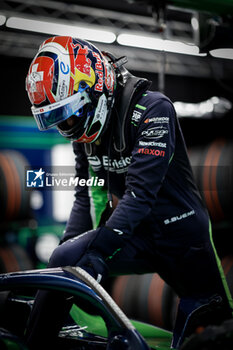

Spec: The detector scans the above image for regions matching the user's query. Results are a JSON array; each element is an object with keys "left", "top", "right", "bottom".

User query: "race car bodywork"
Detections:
[{"left": 0, "top": 267, "right": 172, "bottom": 350}]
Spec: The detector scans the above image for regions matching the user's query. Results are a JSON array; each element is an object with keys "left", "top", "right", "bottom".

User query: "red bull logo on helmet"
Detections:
[
  {"left": 74, "top": 45, "right": 92, "bottom": 77},
  {"left": 70, "top": 42, "right": 96, "bottom": 92}
]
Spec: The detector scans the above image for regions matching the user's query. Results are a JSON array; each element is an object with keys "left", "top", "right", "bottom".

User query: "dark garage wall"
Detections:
[{"left": 1, "top": 55, "right": 232, "bottom": 116}]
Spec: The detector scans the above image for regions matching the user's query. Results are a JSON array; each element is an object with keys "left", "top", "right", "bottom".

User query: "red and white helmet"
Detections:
[{"left": 26, "top": 36, "right": 116, "bottom": 142}]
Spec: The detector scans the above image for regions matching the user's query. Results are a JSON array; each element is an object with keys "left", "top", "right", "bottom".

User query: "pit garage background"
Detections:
[{"left": 0, "top": 0, "right": 233, "bottom": 332}]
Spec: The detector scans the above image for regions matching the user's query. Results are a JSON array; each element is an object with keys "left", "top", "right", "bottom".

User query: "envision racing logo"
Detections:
[{"left": 87, "top": 155, "right": 132, "bottom": 174}]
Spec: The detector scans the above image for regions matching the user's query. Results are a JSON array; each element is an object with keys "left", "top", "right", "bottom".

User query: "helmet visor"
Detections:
[{"left": 31, "top": 91, "right": 91, "bottom": 131}]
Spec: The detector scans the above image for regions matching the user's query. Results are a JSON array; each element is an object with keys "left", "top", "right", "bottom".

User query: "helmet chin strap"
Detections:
[
  {"left": 84, "top": 52, "right": 151, "bottom": 155},
  {"left": 113, "top": 69, "right": 152, "bottom": 153},
  {"left": 102, "top": 51, "right": 128, "bottom": 70},
  {"left": 102, "top": 51, "right": 152, "bottom": 152}
]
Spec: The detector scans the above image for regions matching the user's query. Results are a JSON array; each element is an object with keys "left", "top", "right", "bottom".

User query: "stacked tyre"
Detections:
[
  {"left": 111, "top": 273, "right": 178, "bottom": 331},
  {"left": 0, "top": 244, "right": 33, "bottom": 273},
  {"left": 111, "top": 256, "right": 233, "bottom": 331},
  {"left": 0, "top": 150, "right": 31, "bottom": 222},
  {"left": 188, "top": 139, "right": 233, "bottom": 223}
]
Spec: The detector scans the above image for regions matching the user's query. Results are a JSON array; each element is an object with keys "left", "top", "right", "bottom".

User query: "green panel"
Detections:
[
  {"left": 70, "top": 304, "right": 172, "bottom": 350},
  {"left": 18, "top": 224, "right": 65, "bottom": 245},
  {"left": 0, "top": 116, "right": 36, "bottom": 127},
  {"left": 36, "top": 224, "right": 65, "bottom": 238},
  {"left": 0, "top": 116, "right": 69, "bottom": 149},
  {"left": 170, "top": 0, "right": 233, "bottom": 16},
  {"left": 89, "top": 166, "right": 108, "bottom": 228},
  {"left": 208, "top": 220, "right": 233, "bottom": 310},
  {"left": 131, "top": 319, "right": 172, "bottom": 338},
  {"left": 70, "top": 304, "right": 108, "bottom": 337},
  {"left": 1, "top": 338, "right": 26, "bottom": 350},
  {"left": 0, "top": 133, "right": 68, "bottom": 149}
]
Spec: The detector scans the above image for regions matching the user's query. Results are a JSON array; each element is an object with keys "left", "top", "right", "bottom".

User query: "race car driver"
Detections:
[{"left": 25, "top": 36, "right": 233, "bottom": 349}]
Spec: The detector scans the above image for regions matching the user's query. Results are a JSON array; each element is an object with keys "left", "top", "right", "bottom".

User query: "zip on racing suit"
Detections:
[{"left": 26, "top": 72, "right": 233, "bottom": 350}]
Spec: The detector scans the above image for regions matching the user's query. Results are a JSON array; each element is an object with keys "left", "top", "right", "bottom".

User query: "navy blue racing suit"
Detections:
[{"left": 27, "top": 91, "right": 233, "bottom": 349}]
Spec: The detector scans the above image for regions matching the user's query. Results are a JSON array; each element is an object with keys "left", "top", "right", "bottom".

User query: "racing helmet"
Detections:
[{"left": 26, "top": 36, "right": 116, "bottom": 142}]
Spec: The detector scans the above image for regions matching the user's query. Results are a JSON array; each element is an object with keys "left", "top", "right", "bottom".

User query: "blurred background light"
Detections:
[
  {"left": 209, "top": 48, "right": 233, "bottom": 60},
  {"left": 51, "top": 144, "right": 75, "bottom": 223},
  {"left": 35, "top": 233, "right": 60, "bottom": 263},
  {"left": 5, "top": 15, "right": 209, "bottom": 57},
  {"left": 117, "top": 33, "right": 206, "bottom": 56},
  {"left": 6, "top": 16, "right": 116, "bottom": 44},
  {"left": 0, "top": 15, "right": 6, "bottom": 26},
  {"left": 174, "top": 96, "right": 232, "bottom": 118},
  {"left": 191, "top": 17, "right": 199, "bottom": 31}
]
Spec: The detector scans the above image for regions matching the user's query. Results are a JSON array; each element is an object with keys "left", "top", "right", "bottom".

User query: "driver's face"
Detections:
[
  {"left": 66, "top": 115, "right": 76, "bottom": 127},
  {"left": 58, "top": 115, "right": 77, "bottom": 131}
]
